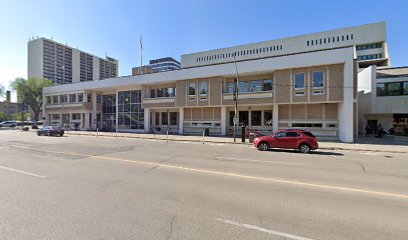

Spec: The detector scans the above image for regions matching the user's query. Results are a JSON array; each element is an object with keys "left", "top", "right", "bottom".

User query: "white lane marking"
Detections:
[
  {"left": 215, "top": 218, "right": 315, "bottom": 240},
  {"left": 0, "top": 165, "right": 46, "bottom": 178},
  {"left": 216, "top": 156, "right": 306, "bottom": 166},
  {"left": 359, "top": 152, "right": 379, "bottom": 155}
]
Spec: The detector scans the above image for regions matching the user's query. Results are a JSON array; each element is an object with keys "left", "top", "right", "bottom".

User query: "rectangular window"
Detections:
[
  {"left": 155, "top": 112, "right": 160, "bottom": 125},
  {"left": 199, "top": 81, "right": 208, "bottom": 96},
  {"left": 264, "top": 111, "right": 272, "bottom": 126},
  {"left": 238, "top": 81, "right": 249, "bottom": 93},
  {"left": 87, "top": 94, "right": 92, "bottom": 103},
  {"left": 170, "top": 112, "right": 178, "bottom": 125},
  {"left": 227, "top": 82, "right": 235, "bottom": 93},
  {"left": 263, "top": 79, "right": 273, "bottom": 91},
  {"left": 388, "top": 82, "right": 401, "bottom": 96},
  {"left": 69, "top": 94, "right": 76, "bottom": 103},
  {"left": 161, "top": 112, "right": 168, "bottom": 125},
  {"left": 188, "top": 82, "right": 196, "bottom": 96},
  {"left": 376, "top": 83, "right": 386, "bottom": 96},
  {"left": 312, "top": 71, "right": 324, "bottom": 88},
  {"left": 404, "top": 82, "right": 408, "bottom": 95},
  {"left": 157, "top": 88, "right": 164, "bottom": 98},
  {"left": 78, "top": 93, "right": 83, "bottom": 102},
  {"left": 294, "top": 73, "right": 305, "bottom": 89},
  {"left": 229, "top": 111, "right": 235, "bottom": 126},
  {"left": 251, "top": 111, "right": 262, "bottom": 126},
  {"left": 168, "top": 87, "right": 176, "bottom": 97},
  {"left": 60, "top": 95, "right": 67, "bottom": 103},
  {"left": 150, "top": 89, "right": 156, "bottom": 98},
  {"left": 52, "top": 95, "right": 59, "bottom": 104},
  {"left": 250, "top": 80, "right": 262, "bottom": 92}
]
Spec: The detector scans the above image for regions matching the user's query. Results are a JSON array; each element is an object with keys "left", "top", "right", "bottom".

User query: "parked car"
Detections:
[
  {"left": 254, "top": 129, "right": 319, "bottom": 153},
  {"left": 0, "top": 121, "right": 17, "bottom": 127},
  {"left": 37, "top": 126, "right": 65, "bottom": 137}
]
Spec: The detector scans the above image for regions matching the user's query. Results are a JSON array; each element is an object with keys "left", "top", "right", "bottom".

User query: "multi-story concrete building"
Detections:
[
  {"left": 181, "top": 21, "right": 389, "bottom": 69},
  {"left": 42, "top": 22, "right": 391, "bottom": 142},
  {"left": 132, "top": 57, "right": 181, "bottom": 75},
  {"left": 358, "top": 66, "right": 408, "bottom": 136},
  {"left": 28, "top": 37, "right": 118, "bottom": 84}
]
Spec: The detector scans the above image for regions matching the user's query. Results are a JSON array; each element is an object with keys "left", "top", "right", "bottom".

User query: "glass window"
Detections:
[
  {"left": 286, "top": 132, "right": 299, "bottom": 137},
  {"left": 69, "top": 94, "right": 76, "bottom": 103},
  {"left": 294, "top": 73, "right": 305, "bottom": 89},
  {"left": 251, "top": 111, "right": 261, "bottom": 126},
  {"left": 404, "top": 82, "right": 408, "bottom": 95},
  {"left": 229, "top": 111, "right": 235, "bottom": 126},
  {"left": 263, "top": 80, "right": 273, "bottom": 91},
  {"left": 60, "top": 95, "right": 67, "bottom": 103},
  {"left": 250, "top": 80, "right": 262, "bottom": 92},
  {"left": 238, "top": 81, "right": 249, "bottom": 93},
  {"left": 87, "top": 94, "right": 92, "bottom": 102},
  {"left": 170, "top": 112, "right": 178, "bottom": 125},
  {"left": 46, "top": 96, "right": 51, "bottom": 104},
  {"left": 157, "top": 88, "right": 164, "bottom": 98},
  {"left": 275, "top": 132, "right": 286, "bottom": 138},
  {"left": 189, "top": 82, "right": 196, "bottom": 96},
  {"left": 72, "top": 113, "right": 81, "bottom": 120},
  {"left": 388, "top": 82, "right": 401, "bottom": 96},
  {"left": 131, "top": 90, "right": 140, "bottom": 103},
  {"left": 264, "top": 110, "right": 272, "bottom": 126},
  {"left": 199, "top": 81, "right": 208, "bottom": 96},
  {"left": 150, "top": 89, "right": 156, "bottom": 98},
  {"left": 52, "top": 95, "right": 59, "bottom": 104},
  {"left": 228, "top": 82, "right": 234, "bottom": 93},
  {"left": 78, "top": 93, "right": 83, "bottom": 102},
  {"left": 161, "top": 112, "right": 168, "bottom": 125},
  {"left": 168, "top": 87, "right": 176, "bottom": 97},
  {"left": 155, "top": 112, "right": 160, "bottom": 125},
  {"left": 312, "top": 71, "right": 324, "bottom": 88},
  {"left": 376, "top": 83, "right": 386, "bottom": 96}
]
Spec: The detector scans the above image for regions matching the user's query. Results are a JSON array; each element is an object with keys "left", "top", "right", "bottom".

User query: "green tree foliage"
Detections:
[
  {"left": 0, "top": 84, "right": 5, "bottom": 98},
  {"left": 0, "top": 111, "right": 8, "bottom": 121},
  {"left": 10, "top": 77, "right": 54, "bottom": 121}
]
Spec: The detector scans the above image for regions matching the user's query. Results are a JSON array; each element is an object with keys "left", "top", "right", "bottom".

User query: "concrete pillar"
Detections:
[
  {"left": 91, "top": 92, "right": 97, "bottom": 129},
  {"left": 178, "top": 108, "right": 184, "bottom": 135},
  {"left": 220, "top": 106, "right": 227, "bottom": 136},
  {"left": 273, "top": 104, "right": 279, "bottom": 132},
  {"left": 115, "top": 90, "right": 119, "bottom": 131},
  {"left": 144, "top": 108, "right": 150, "bottom": 133},
  {"left": 85, "top": 113, "right": 90, "bottom": 129},
  {"left": 338, "top": 48, "right": 354, "bottom": 143}
]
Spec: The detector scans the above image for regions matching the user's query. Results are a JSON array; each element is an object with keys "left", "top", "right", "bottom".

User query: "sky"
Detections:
[{"left": 1, "top": 0, "right": 407, "bottom": 101}]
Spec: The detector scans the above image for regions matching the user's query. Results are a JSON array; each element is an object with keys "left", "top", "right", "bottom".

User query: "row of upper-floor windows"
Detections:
[
  {"left": 294, "top": 71, "right": 325, "bottom": 89},
  {"left": 226, "top": 79, "right": 273, "bottom": 94},
  {"left": 357, "top": 53, "right": 383, "bottom": 61},
  {"left": 196, "top": 45, "right": 283, "bottom": 63},
  {"left": 356, "top": 42, "right": 382, "bottom": 51},
  {"left": 377, "top": 81, "right": 408, "bottom": 96},
  {"left": 307, "top": 34, "right": 353, "bottom": 46},
  {"left": 47, "top": 93, "right": 87, "bottom": 104},
  {"left": 150, "top": 87, "right": 176, "bottom": 98}
]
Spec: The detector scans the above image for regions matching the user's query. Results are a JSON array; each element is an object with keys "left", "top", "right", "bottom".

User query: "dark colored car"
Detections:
[
  {"left": 254, "top": 129, "right": 318, "bottom": 153},
  {"left": 37, "top": 126, "right": 65, "bottom": 137}
]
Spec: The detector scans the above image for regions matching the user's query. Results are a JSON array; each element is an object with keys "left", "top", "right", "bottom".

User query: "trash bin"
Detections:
[
  {"left": 249, "top": 132, "right": 255, "bottom": 143},
  {"left": 204, "top": 128, "right": 210, "bottom": 136},
  {"left": 241, "top": 125, "right": 246, "bottom": 143}
]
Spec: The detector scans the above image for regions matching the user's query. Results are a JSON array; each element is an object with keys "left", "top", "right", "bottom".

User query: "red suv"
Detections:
[{"left": 254, "top": 129, "right": 318, "bottom": 153}]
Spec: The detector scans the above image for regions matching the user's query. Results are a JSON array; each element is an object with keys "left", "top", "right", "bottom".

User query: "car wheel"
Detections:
[
  {"left": 59, "top": 133, "right": 64, "bottom": 137},
  {"left": 37, "top": 132, "right": 41, "bottom": 136},
  {"left": 258, "top": 142, "right": 269, "bottom": 151},
  {"left": 299, "top": 144, "right": 311, "bottom": 153}
]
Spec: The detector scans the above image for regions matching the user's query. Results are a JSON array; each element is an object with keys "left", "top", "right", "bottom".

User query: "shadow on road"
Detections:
[{"left": 268, "top": 148, "right": 344, "bottom": 156}]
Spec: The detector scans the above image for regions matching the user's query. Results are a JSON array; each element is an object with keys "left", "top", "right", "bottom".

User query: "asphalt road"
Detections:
[{"left": 0, "top": 129, "right": 407, "bottom": 239}]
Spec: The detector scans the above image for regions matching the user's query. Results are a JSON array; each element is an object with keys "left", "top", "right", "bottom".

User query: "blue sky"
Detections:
[{"left": 1, "top": 0, "right": 407, "bottom": 101}]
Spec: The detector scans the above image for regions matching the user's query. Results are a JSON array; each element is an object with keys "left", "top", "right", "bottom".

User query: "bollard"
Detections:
[
  {"left": 167, "top": 130, "right": 169, "bottom": 142},
  {"left": 116, "top": 130, "right": 118, "bottom": 140},
  {"left": 97, "top": 128, "right": 99, "bottom": 138},
  {"left": 202, "top": 131, "right": 205, "bottom": 144}
]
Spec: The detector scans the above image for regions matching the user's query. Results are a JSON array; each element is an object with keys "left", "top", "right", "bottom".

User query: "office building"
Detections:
[
  {"left": 28, "top": 37, "right": 118, "bottom": 84},
  {"left": 358, "top": 66, "right": 408, "bottom": 136},
  {"left": 42, "top": 22, "right": 391, "bottom": 142},
  {"left": 132, "top": 57, "right": 180, "bottom": 75}
]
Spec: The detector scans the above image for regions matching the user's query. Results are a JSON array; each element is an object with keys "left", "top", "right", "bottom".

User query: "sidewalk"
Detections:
[{"left": 64, "top": 130, "right": 408, "bottom": 154}]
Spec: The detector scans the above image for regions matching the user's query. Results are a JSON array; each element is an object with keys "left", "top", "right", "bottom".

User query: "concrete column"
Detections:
[
  {"left": 115, "top": 90, "right": 119, "bottom": 131},
  {"left": 178, "top": 108, "right": 184, "bottom": 134},
  {"left": 338, "top": 48, "right": 354, "bottom": 143},
  {"left": 84, "top": 113, "right": 90, "bottom": 129},
  {"left": 91, "top": 92, "right": 97, "bottom": 129},
  {"left": 220, "top": 106, "right": 227, "bottom": 136},
  {"left": 144, "top": 108, "right": 150, "bottom": 133},
  {"left": 273, "top": 104, "right": 279, "bottom": 132}
]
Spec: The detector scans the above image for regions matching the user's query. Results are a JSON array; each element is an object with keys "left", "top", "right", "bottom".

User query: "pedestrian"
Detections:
[
  {"left": 376, "top": 124, "right": 385, "bottom": 138},
  {"left": 365, "top": 125, "right": 371, "bottom": 136}
]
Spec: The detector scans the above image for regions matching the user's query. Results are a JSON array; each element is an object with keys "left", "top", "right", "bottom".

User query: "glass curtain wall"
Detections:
[
  {"left": 101, "top": 94, "right": 116, "bottom": 131},
  {"left": 118, "top": 90, "right": 144, "bottom": 130}
]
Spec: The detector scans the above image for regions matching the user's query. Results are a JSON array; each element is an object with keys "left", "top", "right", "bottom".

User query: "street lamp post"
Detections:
[{"left": 233, "top": 56, "right": 240, "bottom": 142}]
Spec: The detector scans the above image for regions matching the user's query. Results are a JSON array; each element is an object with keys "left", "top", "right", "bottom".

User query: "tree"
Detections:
[
  {"left": 0, "top": 84, "right": 4, "bottom": 98},
  {"left": 0, "top": 111, "right": 8, "bottom": 121},
  {"left": 10, "top": 77, "right": 54, "bottom": 121}
]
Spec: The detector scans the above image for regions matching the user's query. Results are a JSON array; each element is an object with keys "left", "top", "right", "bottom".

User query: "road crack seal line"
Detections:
[
  {"left": 5, "top": 144, "right": 408, "bottom": 200},
  {"left": 143, "top": 158, "right": 173, "bottom": 174},
  {"left": 167, "top": 214, "right": 176, "bottom": 240}
]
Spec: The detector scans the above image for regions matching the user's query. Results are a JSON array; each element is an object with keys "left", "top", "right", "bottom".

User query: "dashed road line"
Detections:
[
  {"left": 0, "top": 165, "right": 46, "bottom": 178},
  {"left": 215, "top": 156, "right": 306, "bottom": 166}
]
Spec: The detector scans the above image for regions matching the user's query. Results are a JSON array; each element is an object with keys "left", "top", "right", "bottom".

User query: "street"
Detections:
[{"left": 0, "top": 129, "right": 407, "bottom": 239}]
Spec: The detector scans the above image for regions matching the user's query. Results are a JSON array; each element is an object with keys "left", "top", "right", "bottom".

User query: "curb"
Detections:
[{"left": 65, "top": 132, "right": 408, "bottom": 154}]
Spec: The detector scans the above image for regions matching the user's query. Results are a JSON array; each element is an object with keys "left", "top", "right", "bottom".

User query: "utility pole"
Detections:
[{"left": 140, "top": 35, "right": 143, "bottom": 75}]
